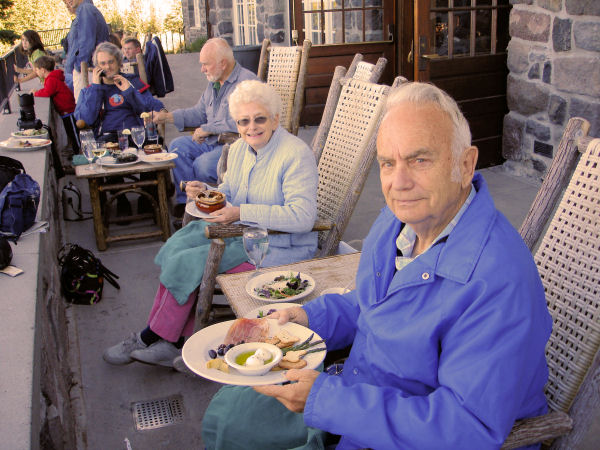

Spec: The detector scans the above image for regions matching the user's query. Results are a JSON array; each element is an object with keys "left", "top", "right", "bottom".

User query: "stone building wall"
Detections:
[
  {"left": 503, "top": 0, "right": 600, "bottom": 179},
  {"left": 182, "top": 0, "right": 288, "bottom": 46}
]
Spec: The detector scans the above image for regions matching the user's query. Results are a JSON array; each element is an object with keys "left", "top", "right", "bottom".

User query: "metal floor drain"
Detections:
[{"left": 132, "top": 395, "right": 185, "bottom": 431}]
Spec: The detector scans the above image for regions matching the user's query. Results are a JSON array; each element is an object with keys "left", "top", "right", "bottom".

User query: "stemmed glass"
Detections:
[
  {"left": 82, "top": 141, "right": 96, "bottom": 171},
  {"left": 131, "top": 126, "right": 145, "bottom": 154},
  {"left": 243, "top": 227, "right": 269, "bottom": 277},
  {"left": 79, "top": 130, "right": 94, "bottom": 153},
  {"left": 92, "top": 141, "right": 106, "bottom": 172}
]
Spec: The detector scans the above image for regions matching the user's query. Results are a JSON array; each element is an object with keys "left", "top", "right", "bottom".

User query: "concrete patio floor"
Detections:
[{"left": 56, "top": 53, "right": 597, "bottom": 449}]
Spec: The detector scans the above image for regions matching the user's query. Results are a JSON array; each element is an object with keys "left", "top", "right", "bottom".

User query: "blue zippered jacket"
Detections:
[{"left": 303, "top": 173, "right": 552, "bottom": 449}]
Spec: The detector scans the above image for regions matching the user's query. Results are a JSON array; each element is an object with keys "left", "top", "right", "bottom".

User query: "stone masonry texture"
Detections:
[{"left": 504, "top": 2, "right": 600, "bottom": 179}]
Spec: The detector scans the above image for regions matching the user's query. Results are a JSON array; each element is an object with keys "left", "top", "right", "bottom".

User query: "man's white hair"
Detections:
[
  {"left": 385, "top": 82, "right": 472, "bottom": 180},
  {"left": 229, "top": 80, "right": 282, "bottom": 120},
  {"left": 204, "top": 37, "right": 234, "bottom": 65}
]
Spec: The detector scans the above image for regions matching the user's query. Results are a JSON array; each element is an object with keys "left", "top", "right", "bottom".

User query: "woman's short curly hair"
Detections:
[
  {"left": 92, "top": 42, "right": 123, "bottom": 68},
  {"left": 229, "top": 80, "right": 282, "bottom": 120}
]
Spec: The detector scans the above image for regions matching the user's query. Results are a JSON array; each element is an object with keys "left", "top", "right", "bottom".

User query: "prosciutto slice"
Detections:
[{"left": 223, "top": 318, "right": 269, "bottom": 345}]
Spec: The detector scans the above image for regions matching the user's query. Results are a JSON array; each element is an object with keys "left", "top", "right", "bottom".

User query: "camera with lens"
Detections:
[{"left": 16, "top": 93, "right": 43, "bottom": 130}]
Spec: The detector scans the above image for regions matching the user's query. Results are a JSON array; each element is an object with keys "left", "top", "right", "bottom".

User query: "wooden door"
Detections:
[
  {"left": 293, "top": 0, "right": 396, "bottom": 125},
  {"left": 414, "top": 0, "right": 511, "bottom": 168}
]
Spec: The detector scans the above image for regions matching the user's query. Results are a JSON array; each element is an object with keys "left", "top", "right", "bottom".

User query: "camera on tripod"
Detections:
[{"left": 16, "top": 93, "right": 43, "bottom": 130}]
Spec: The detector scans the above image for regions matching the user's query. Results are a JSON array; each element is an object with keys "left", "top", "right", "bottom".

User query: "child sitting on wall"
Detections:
[{"left": 30, "top": 55, "right": 80, "bottom": 155}]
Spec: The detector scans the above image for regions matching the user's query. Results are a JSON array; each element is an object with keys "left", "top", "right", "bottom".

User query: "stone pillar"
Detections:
[{"left": 504, "top": 0, "right": 600, "bottom": 178}]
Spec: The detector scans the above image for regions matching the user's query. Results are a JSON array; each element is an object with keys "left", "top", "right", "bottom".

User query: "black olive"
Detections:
[
  {"left": 208, "top": 349, "right": 217, "bottom": 359},
  {"left": 217, "top": 347, "right": 225, "bottom": 356}
]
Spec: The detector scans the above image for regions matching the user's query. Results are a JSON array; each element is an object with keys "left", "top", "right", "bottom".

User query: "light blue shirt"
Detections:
[
  {"left": 218, "top": 127, "right": 319, "bottom": 266},
  {"left": 395, "top": 185, "right": 475, "bottom": 270},
  {"left": 171, "top": 63, "right": 257, "bottom": 146}
]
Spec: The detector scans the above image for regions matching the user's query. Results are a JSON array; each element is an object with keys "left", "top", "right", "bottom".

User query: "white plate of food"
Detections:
[
  {"left": 99, "top": 151, "right": 140, "bottom": 167},
  {"left": 182, "top": 318, "right": 326, "bottom": 386},
  {"left": 244, "top": 303, "right": 300, "bottom": 319},
  {"left": 246, "top": 271, "right": 315, "bottom": 303},
  {"left": 0, "top": 138, "right": 51, "bottom": 151},
  {"left": 11, "top": 129, "right": 49, "bottom": 139},
  {"left": 140, "top": 152, "right": 178, "bottom": 164},
  {"left": 185, "top": 200, "right": 233, "bottom": 219}
]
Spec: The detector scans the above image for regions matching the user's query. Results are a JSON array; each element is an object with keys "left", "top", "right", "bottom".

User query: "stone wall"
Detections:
[
  {"left": 39, "top": 102, "right": 79, "bottom": 449},
  {"left": 503, "top": 0, "right": 600, "bottom": 179},
  {"left": 183, "top": 0, "right": 288, "bottom": 46},
  {"left": 182, "top": 0, "right": 208, "bottom": 44}
]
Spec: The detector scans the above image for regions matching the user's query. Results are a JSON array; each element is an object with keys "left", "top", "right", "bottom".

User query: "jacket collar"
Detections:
[
  {"left": 373, "top": 173, "right": 498, "bottom": 286},
  {"left": 223, "top": 63, "right": 245, "bottom": 87}
]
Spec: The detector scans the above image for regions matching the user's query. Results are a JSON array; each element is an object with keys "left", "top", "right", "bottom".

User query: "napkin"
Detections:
[{"left": 72, "top": 155, "right": 96, "bottom": 166}]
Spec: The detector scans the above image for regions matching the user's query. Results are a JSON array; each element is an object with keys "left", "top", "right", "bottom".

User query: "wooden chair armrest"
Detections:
[
  {"left": 204, "top": 219, "right": 333, "bottom": 239},
  {"left": 501, "top": 411, "right": 572, "bottom": 449}
]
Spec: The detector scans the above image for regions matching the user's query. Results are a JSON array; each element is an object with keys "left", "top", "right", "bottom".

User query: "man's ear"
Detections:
[{"left": 461, "top": 146, "right": 478, "bottom": 188}]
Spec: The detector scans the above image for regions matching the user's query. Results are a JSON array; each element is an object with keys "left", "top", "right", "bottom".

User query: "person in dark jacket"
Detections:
[
  {"left": 144, "top": 36, "right": 174, "bottom": 97},
  {"left": 31, "top": 55, "right": 79, "bottom": 154}
]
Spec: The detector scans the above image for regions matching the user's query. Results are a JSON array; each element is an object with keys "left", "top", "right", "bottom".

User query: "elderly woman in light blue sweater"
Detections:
[{"left": 103, "top": 80, "right": 319, "bottom": 368}]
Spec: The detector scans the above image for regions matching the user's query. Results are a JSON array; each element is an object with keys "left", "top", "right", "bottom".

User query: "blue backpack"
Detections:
[{"left": 0, "top": 157, "right": 40, "bottom": 242}]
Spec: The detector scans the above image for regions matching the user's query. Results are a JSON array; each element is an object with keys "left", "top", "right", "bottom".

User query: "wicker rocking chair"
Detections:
[
  {"left": 192, "top": 76, "right": 408, "bottom": 330},
  {"left": 502, "top": 117, "right": 600, "bottom": 448}
]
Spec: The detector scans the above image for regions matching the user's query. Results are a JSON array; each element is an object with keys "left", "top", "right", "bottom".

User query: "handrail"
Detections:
[{"left": 37, "top": 28, "right": 70, "bottom": 49}]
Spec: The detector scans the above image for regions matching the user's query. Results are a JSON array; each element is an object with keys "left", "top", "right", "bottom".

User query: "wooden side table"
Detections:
[
  {"left": 75, "top": 159, "right": 175, "bottom": 250},
  {"left": 216, "top": 252, "right": 361, "bottom": 318}
]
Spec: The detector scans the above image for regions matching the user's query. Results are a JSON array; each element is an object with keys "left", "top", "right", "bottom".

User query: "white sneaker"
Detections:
[
  {"left": 130, "top": 340, "right": 180, "bottom": 367},
  {"left": 103, "top": 332, "right": 147, "bottom": 365}
]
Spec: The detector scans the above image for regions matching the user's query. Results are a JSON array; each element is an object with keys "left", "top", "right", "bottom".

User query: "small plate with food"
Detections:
[
  {"left": 185, "top": 190, "right": 232, "bottom": 218},
  {"left": 99, "top": 150, "right": 140, "bottom": 167},
  {"left": 0, "top": 138, "right": 51, "bottom": 151},
  {"left": 140, "top": 152, "right": 177, "bottom": 164},
  {"left": 11, "top": 129, "right": 49, "bottom": 139},
  {"left": 244, "top": 302, "right": 300, "bottom": 319},
  {"left": 246, "top": 271, "right": 315, "bottom": 303},
  {"left": 182, "top": 317, "right": 326, "bottom": 386}
]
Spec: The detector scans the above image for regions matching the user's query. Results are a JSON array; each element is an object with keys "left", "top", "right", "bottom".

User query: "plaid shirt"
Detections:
[{"left": 395, "top": 185, "right": 475, "bottom": 271}]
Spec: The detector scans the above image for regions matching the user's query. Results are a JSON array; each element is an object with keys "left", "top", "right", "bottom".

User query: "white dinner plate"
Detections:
[
  {"left": 244, "top": 303, "right": 301, "bottom": 319},
  {"left": 246, "top": 271, "right": 315, "bottom": 303},
  {"left": 185, "top": 200, "right": 233, "bottom": 219},
  {"left": 182, "top": 319, "right": 326, "bottom": 386},
  {"left": 140, "top": 152, "right": 178, "bottom": 164},
  {"left": 11, "top": 130, "right": 49, "bottom": 139},
  {"left": 99, "top": 151, "right": 140, "bottom": 167},
  {"left": 0, "top": 138, "right": 51, "bottom": 151}
]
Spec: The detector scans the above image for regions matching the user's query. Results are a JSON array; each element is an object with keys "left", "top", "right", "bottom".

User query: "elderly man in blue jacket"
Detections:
[
  {"left": 64, "top": 0, "right": 109, "bottom": 101},
  {"left": 201, "top": 82, "right": 553, "bottom": 449},
  {"left": 153, "top": 38, "right": 257, "bottom": 218}
]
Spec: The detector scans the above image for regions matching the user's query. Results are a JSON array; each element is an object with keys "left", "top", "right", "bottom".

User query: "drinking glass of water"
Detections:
[
  {"left": 243, "top": 227, "right": 269, "bottom": 276},
  {"left": 79, "top": 129, "right": 94, "bottom": 151},
  {"left": 82, "top": 141, "right": 96, "bottom": 171},
  {"left": 131, "top": 126, "right": 145, "bottom": 153}
]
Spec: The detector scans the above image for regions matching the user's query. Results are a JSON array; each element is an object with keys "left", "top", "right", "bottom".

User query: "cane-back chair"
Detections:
[
  {"left": 311, "top": 54, "right": 387, "bottom": 162},
  {"left": 256, "top": 39, "right": 312, "bottom": 136},
  {"left": 501, "top": 117, "right": 600, "bottom": 448},
  {"left": 193, "top": 76, "right": 408, "bottom": 330}
]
